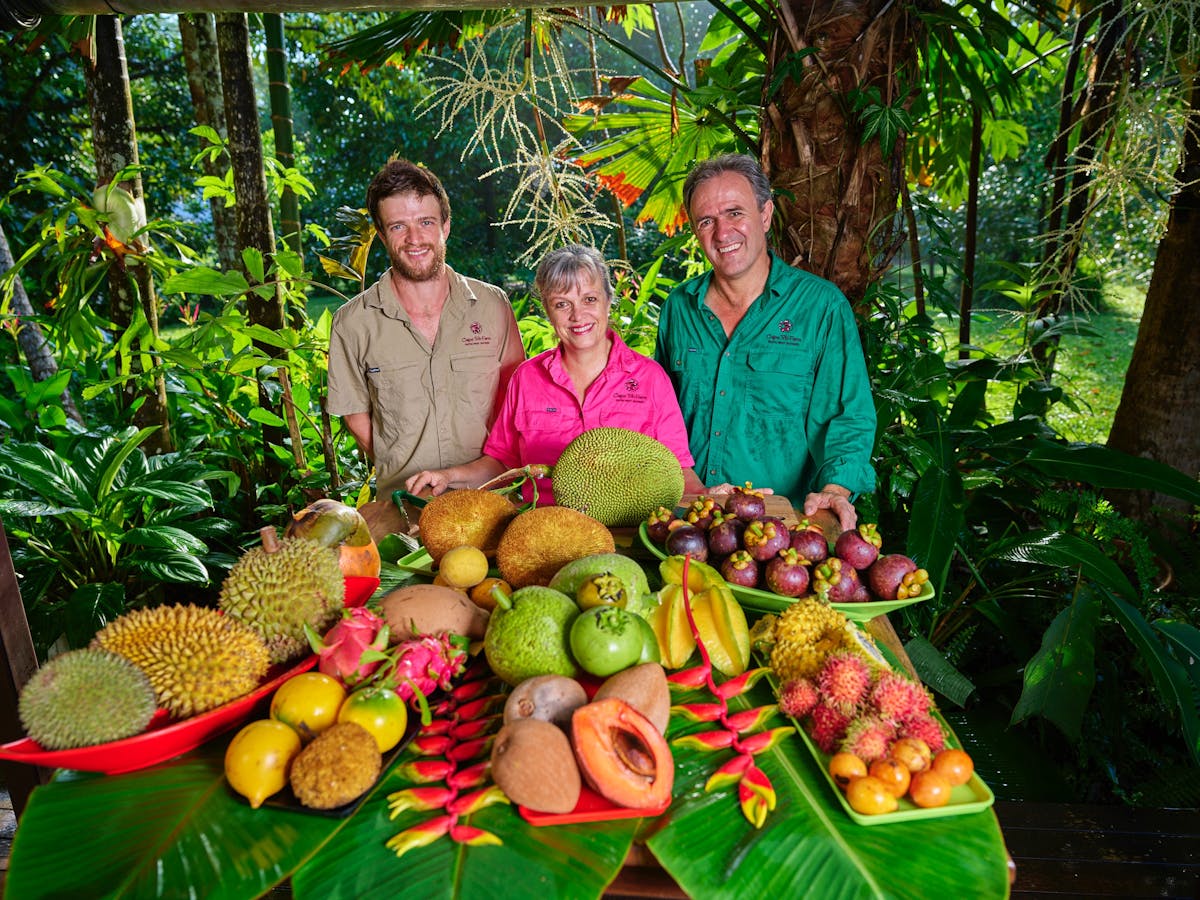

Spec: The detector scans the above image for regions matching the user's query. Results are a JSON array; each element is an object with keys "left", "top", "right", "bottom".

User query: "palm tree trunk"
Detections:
[
  {"left": 84, "top": 14, "right": 171, "bottom": 453},
  {"left": 178, "top": 12, "right": 238, "bottom": 272},
  {"left": 264, "top": 14, "right": 301, "bottom": 261},
  {"left": 0, "top": 222, "right": 83, "bottom": 423}
]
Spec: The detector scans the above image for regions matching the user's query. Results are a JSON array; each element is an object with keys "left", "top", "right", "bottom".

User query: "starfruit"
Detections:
[
  {"left": 647, "top": 583, "right": 697, "bottom": 669},
  {"left": 659, "top": 555, "right": 724, "bottom": 593},
  {"left": 690, "top": 587, "right": 751, "bottom": 676}
]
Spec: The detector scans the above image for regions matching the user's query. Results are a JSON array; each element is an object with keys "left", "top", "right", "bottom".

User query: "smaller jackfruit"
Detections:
[
  {"left": 18, "top": 648, "right": 157, "bottom": 749},
  {"left": 496, "top": 506, "right": 615, "bottom": 588},
  {"left": 289, "top": 721, "right": 382, "bottom": 810},
  {"left": 418, "top": 489, "right": 519, "bottom": 563},
  {"left": 92, "top": 604, "right": 270, "bottom": 718},
  {"left": 219, "top": 528, "right": 346, "bottom": 663},
  {"left": 552, "top": 427, "right": 685, "bottom": 527}
]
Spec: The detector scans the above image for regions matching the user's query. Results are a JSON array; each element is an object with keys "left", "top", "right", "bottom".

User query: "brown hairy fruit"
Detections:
[
  {"left": 418, "top": 489, "right": 519, "bottom": 563},
  {"left": 289, "top": 721, "right": 382, "bottom": 810},
  {"left": 496, "top": 506, "right": 615, "bottom": 588}
]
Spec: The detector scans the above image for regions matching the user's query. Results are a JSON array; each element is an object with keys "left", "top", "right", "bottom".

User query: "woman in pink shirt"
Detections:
[{"left": 405, "top": 245, "right": 705, "bottom": 502}]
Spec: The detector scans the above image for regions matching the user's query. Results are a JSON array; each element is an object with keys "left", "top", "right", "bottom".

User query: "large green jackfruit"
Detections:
[{"left": 552, "top": 427, "right": 684, "bottom": 527}]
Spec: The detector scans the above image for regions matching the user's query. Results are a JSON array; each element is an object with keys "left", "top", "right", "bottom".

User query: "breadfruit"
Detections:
[
  {"left": 418, "top": 489, "right": 519, "bottom": 564},
  {"left": 496, "top": 506, "right": 615, "bottom": 588},
  {"left": 552, "top": 427, "right": 684, "bottom": 527},
  {"left": 92, "top": 604, "right": 270, "bottom": 718},
  {"left": 219, "top": 528, "right": 346, "bottom": 663},
  {"left": 289, "top": 720, "right": 382, "bottom": 809},
  {"left": 18, "top": 648, "right": 157, "bottom": 749}
]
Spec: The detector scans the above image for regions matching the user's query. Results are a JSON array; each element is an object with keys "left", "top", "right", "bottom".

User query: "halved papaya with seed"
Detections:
[{"left": 572, "top": 698, "right": 674, "bottom": 809}]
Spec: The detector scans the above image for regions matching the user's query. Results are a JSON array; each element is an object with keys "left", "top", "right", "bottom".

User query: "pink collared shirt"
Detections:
[{"left": 483, "top": 330, "right": 694, "bottom": 504}]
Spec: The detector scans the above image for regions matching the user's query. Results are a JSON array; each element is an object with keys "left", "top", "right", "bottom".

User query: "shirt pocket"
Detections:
[
  {"left": 745, "top": 350, "right": 814, "bottom": 419},
  {"left": 366, "top": 362, "right": 424, "bottom": 443},
  {"left": 450, "top": 352, "right": 500, "bottom": 420},
  {"left": 666, "top": 354, "right": 711, "bottom": 413}
]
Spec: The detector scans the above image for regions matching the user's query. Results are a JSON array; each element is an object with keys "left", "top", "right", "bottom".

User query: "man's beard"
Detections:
[{"left": 388, "top": 242, "right": 446, "bottom": 283}]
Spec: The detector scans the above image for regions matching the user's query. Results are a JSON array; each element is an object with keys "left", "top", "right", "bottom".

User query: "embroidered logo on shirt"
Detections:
[
  {"left": 778, "top": 319, "right": 793, "bottom": 333},
  {"left": 470, "top": 321, "right": 482, "bottom": 334},
  {"left": 625, "top": 378, "right": 639, "bottom": 392}
]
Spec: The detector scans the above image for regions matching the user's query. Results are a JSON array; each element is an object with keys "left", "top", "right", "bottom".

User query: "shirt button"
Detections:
[
  {"left": 709, "top": 468, "right": 717, "bottom": 475},
  {"left": 719, "top": 390, "right": 725, "bottom": 396},
  {"left": 713, "top": 431, "right": 720, "bottom": 436}
]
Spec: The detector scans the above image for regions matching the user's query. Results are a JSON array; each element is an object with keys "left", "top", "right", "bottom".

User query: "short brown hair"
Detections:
[{"left": 366, "top": 158, "right": 451, "bottom": 231}]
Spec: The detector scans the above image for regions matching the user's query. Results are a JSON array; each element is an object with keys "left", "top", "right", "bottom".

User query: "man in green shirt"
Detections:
[{"left": 654, "top": 154, "right": 876, "bottom": 530}]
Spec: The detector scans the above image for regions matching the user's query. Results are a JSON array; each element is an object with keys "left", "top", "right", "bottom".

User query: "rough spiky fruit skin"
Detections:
[
  {"left": 897, "top": 714, "right": 946, "bottom": 753},
  {"left": 93, "top": 604, "right": 270, "bottom": 718},
  {"left": 768, "top": 597, "right": 855, "bottom": 682},
  {"left": 777, "top": 677, "right": 820, "bottom": 719},
  {"left": 809, "top": 701, "right": 852, "bottom": 753},
  {"left": 18, "top": 649, "right": 157, "bottom": 749},
  {"left": 219, "top": 537, "right": 346, "bottom": 663},
  {"left": 840, "top": 716, "right": 896, "bottom": 763},
  {"left": 869, "top": 671, "right": 932, "bottom": 724},
  {"left": 818, "top": 651, "right": 873, "bottom": 713}
]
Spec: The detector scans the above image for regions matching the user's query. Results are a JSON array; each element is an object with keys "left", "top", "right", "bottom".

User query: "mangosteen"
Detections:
[
  {"left": 743, "top": 516, "right": 789, "bottom": 562},
  {"left": 707, "top": 514, "right": 746, "bottom": 559},
  {"left": 812, "top": 558, "right": 862, "bottom": 603},
  {"left": 834, "top": 523, "right": 882, "bottom": 570},
  {"left": 764, "top": 548, "right": 811, "bottom": 598},
  {"left": 684, "top": 496, "right": 719, "bottom": 530},
  {"left": 720, "top": 550, "right": 759, "bottom": 589},
  {"left": 724, "top": 482, "right": 766, "bottom": 521},
  {"left": 645, "top": 507, "right": 677, "bottom": 546},
  {"left": 867, "top": 554, "right": 929, "bottom": 601},
  {"left": 665, "top": 524, "right": 708, "bottom": 562},
  {"left": 789, "top": 523, "right": 829, "bottom": 565}
]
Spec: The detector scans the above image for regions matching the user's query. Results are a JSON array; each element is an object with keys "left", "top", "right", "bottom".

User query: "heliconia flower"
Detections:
[
  {"left": 447, "top": 761, "right": 491, "bottom": 791},
  {"left": 395, "top": 759, "right": 455, "bottom": 783},
  {"left": 722, "top": 706, "right": 775, "bottom": 734},
  {"left": 672, "top": 729, "right": 737, "bottom": 751},
  {"left": 738, "top": 765, "right": 777, "bottom": 828},
  {"left": 447, "top": 785, "right": 510, "bottom": 816},
  {"left": 712, "top": 667, "right": 770, "bottom": 700},
  {"left": 385, "top": 815, "right": 454, "bottom": 857},
  {"left": 452, "top": 677, "right": 492, "bottom": 703},
  {"left": 386, "top": 786, "right": 455, "bottom": 817},
  {"left": 305, "top": 607, "right": 389, "bottom": 687},
  {"left": 449, "top": 824, "right": 504, "bottom": 846},
  {"left": 704, "top": 753, "right": 754, "bottom": 793},
  {"left": 420, "top": 718, "right": 453, "bottom": 736},
  {"left": 450, "top": 715, "right": 499, "bottom": 741},
  {"left": 446, "top": 736, "right": 493, "bottom": 762},
  {"left": 411, "top": 734, "right": 454, "bottom": 756},
  {"left": 672, "top": 702, "right": 725, "bottom": 723},
  {"left": 667, "top": 664, "right": 712, "bottom": 688},
  {"left": 736, "top": 725, "right": 796, "bottom": 755},
  {"left": 455, "top": 695, "right": 502, "bottom": 721}
]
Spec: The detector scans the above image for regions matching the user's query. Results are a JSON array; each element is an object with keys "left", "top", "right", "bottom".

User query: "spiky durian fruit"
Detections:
[
  {"left": 18, "top": 648, "right": 157, "bottom": 749},
  {"left": 218, "top": 528, "right": 345, "bottom": 663},
  {"left": 92, "top": 604, "right": 270, "bottom": 718}
]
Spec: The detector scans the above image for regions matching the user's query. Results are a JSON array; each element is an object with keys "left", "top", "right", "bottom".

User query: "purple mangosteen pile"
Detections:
[{"left": 645, "top": 483, "right": 929, "bottom": 604}]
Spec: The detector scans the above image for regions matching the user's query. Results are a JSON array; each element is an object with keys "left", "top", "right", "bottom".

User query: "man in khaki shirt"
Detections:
[{"left": 327, "top": 159, "right": 525, "bottom": 496}]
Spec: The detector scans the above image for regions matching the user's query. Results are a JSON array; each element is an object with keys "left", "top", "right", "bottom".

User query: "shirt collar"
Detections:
[
  {"left": 684, "top": 251, "right": 784, "bottom": 308},
  {"left": 368, "top": 264, "right": 470, "bottom": 320},
  {"left": 543, "top": 328, "right": 629, "bottom": 381}
]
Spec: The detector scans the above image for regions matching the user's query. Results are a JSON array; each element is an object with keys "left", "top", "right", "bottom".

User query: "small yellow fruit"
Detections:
[
  {"left": 269, "top": 672, "right": 346, "bottom": 742},
  {"left": 469, "top": 577, "right": 511, "bottom": 611},
  {"left": 224, "top": 719, "right": 302, "bottom": 808},
  {"left": 438, "top": 545, "right": 490, "bottom": 589},
  {"left": 845, "top": 775, "right": 899, "bottom": 815},
  {"left": 337, "top": 687, "right": 408, "bottom": 752}
]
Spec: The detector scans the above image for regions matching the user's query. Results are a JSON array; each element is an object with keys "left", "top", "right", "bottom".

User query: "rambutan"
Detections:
[
  {"left": 896, "top": 714, "right": 946, "bottom": 754},
  {"left": 778, "top": 677, "right": 820, "bottom": 719},
  {"left": 839, "top": 716, "right": 896, "bottom": 764},
  {"left": 817, "top": 650, "right": 872, "bottom": 714},
  {"left": 869, "top": 671, "right": 931, "bottom": 723},
  {"left": 808, "top": 701, "right": 852, "bottom": 754}
]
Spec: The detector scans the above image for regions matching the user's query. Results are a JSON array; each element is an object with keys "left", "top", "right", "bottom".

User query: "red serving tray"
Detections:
[
  {"left": 0, "top": 656, "right": 317, "bottom": 775},
  {"left": 519, "top": 784, "right": 671, "bottom": 826},
  {"left": 343, "top": 575, "right": 381, "bottom": 607}
]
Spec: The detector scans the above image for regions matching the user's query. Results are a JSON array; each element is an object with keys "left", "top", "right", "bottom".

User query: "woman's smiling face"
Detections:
[{"left": 545, "top": 272, "right": 611, "bottom": 353}]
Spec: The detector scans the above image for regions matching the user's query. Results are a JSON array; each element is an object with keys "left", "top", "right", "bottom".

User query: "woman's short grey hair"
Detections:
[
  {"left": 682, "top": 154, "right": 773, "bottom": 217},
  {"left": 534, "top": 244, "right": 614, "bottom": 305}
]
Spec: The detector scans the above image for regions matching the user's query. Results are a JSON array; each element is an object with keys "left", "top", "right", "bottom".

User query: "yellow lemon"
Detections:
[
  {"left": 224, "top": 719, "right": 302, "bottom": 809},
  {"left": 269, "top": 672, "right": 346, "bottom": 741},
  {"left": 337, "top": 687, "right": 408, "bottom": 752}
]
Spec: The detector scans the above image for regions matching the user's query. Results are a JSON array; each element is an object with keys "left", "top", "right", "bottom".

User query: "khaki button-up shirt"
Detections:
[{"left": 327, "top": 266, "right": 525, "bottom": 495}]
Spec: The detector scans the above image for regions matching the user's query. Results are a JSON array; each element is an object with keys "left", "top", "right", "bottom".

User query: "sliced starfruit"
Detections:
[
  {"left": 659, "top": 555, "right": 724, "bottom": 593},
  {"left": 648, "top": 583, "right": 697, "bottom": 669},
  {"left": 690, "top": 588, "right": 750, "bottom": 677}
]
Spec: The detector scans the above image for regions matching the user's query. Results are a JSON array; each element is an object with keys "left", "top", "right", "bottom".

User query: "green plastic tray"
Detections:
[
  {"left": 638, "top": 523, "right": 935, "bottom": 622},
  {"left": 394, "top": 546, "right": 435, "bottom": 575}
]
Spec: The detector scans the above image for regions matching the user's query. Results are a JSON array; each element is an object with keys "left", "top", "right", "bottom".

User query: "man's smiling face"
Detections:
[{"left": 688, "top": 171, "right": 773, "bottom": 283}]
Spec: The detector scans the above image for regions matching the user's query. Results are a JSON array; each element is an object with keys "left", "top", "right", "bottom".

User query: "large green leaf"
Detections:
[
  {"left": 1010, "top": 586, "right": 1101, "bottom": 739},
  {"left": 648, "top": 684, "right": 1009, "bottom": 898},
  {"left": 0, "top": 441, "right": 94, "bottom": 509},
  {"left": 1021, "top": 440, "right": 1200, "bottom": 504},
  {"left": 987, "top": 530, "right": 1137, "bottom": 601}
]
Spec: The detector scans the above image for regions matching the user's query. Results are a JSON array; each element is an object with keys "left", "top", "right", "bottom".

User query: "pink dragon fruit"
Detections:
[
  {"left": 386, "top": 633, "right": 470, "bottom": 705},
  {"left": 306, "top": 607, "right": 390, "bottom": 687}
]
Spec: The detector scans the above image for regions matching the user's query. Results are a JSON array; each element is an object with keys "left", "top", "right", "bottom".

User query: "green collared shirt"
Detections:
[{"left": 654, "top": 254, "right": 876, "bottom": 506}]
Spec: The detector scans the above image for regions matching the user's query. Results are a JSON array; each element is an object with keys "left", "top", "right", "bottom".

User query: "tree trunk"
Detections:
[
  {"left": 763, "top": 0, "right": 918, "bottom": 308},
  {"left": 958, "top": 102, "right": 982, "bottom": 360},
  {"left": 264, "top": 14, "right": 300, "bottom": 259},
  {"left": 83, "top": 14, "right": 172, "bottom": 453},
  {"left": 0, "top": 222, "right": 83, "bottom": 423},
  {"left": 178, "top": 12, "right": 238, "bottom": 272},
  {"left": 1106, "top": 73, "right": 1200, "bottom": 533}
]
